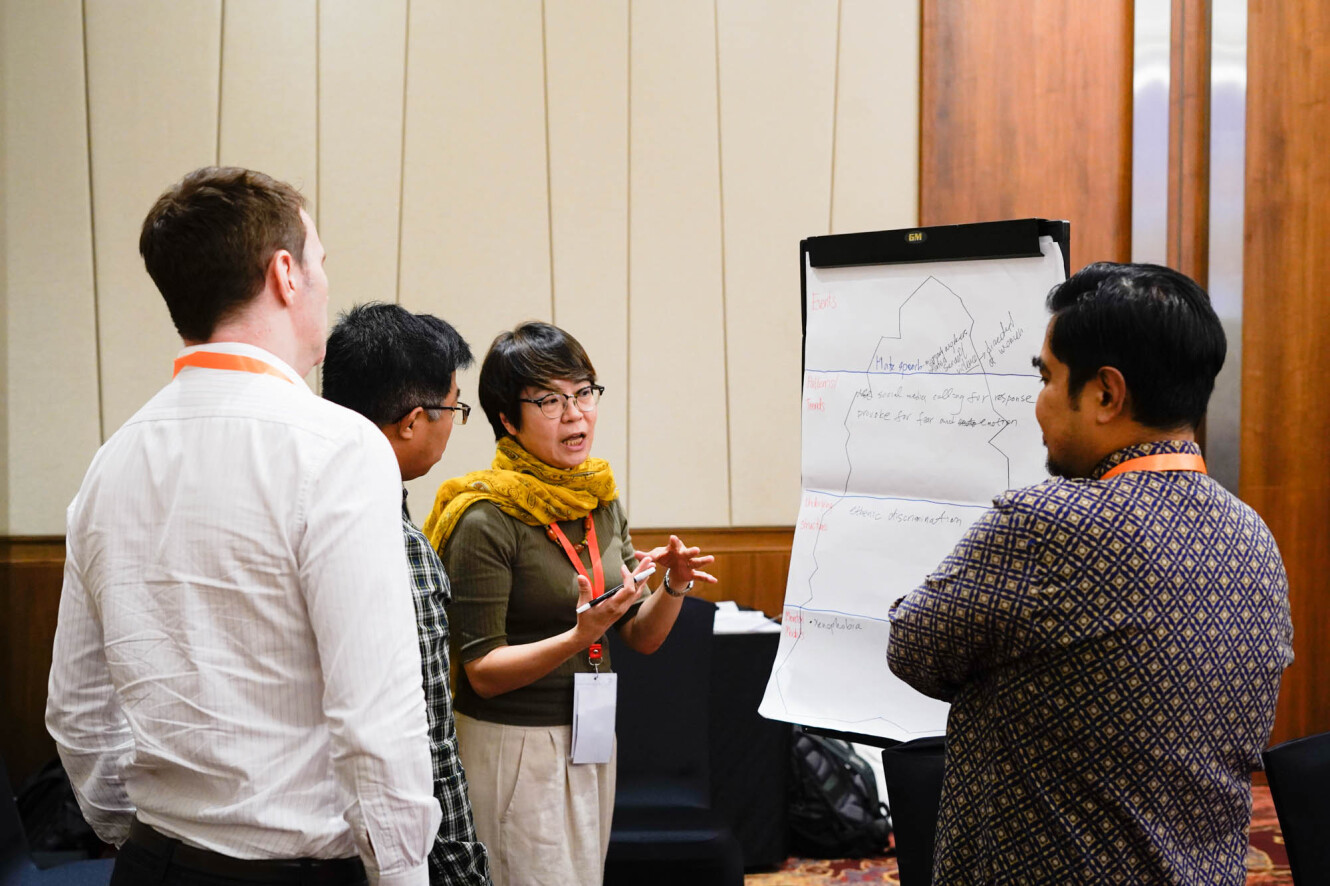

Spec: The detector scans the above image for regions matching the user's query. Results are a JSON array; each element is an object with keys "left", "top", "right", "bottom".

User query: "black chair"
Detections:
[
  {"left": 1263, "top": 731, "right": 1330, "bottom": 886},
  {"left": 2, "top": 755, "right": 113, "bottom": 886},
  {"left": 603, "top": 596, "right": 744, "bottom": 886},
  {"left": 880, "top": 736, "right": 946, "bottom": 886}
]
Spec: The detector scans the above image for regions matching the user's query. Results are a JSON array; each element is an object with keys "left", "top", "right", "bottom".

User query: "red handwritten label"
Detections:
[
  {"left": 783, "top": 609, "right": 803, "bottom": 639},
  {"left": 805, "top": 397, "right": 825, "bottom": 412},
  {"left": 810, "top": 293, "right": 838, "bottom": 311}
]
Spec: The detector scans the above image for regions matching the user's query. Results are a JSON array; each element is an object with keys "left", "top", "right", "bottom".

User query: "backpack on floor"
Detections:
[
  {"left": 16, "top": 758, "right": 105, "bottom": 861},
  {"left": 787, "top": 727, "right": 891, "bottom": 858}
]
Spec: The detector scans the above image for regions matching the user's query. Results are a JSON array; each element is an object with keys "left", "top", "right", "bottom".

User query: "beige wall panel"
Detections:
[
  {"left": 398, "top": 1, "right": 552, "bottom": 515},
  {"left": 3, "top": 0, "right": 100, "bottom": 535},
  {"left": 219, "top": 0, "right": 317, "bottom": 200},
  {"left": 86, "top": 1, "right": 221, "bottom": 436},
  {"left": 718, "top": 0, "right": 837, "bottom": 526},
  {"left": 832, "top": 0, "right": 919, "bottom": 234},
  {"left": 0, "top": 0, "right": 9, "bottom": 532},
  {"left": 629, "top": 0, "right": 729, "bottom": 527},
  {"left": 545, "top": 0, "right": 629, "bottom": 498},
  {"left": 318, "top": 0, "right": 406, "bottom": 324}
]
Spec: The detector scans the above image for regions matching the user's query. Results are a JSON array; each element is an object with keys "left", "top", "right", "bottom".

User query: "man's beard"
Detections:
[{"left": 1046, "top": 456, "right": 1075, "bottom": 479}]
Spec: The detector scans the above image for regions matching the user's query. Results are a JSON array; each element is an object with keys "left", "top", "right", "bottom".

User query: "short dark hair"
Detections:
[
  {"left": 478, "top": 322, "right": 596, "bottom": 440},
  {"left": 139, "top": 167, "right": 308, "bottom": 342},
  {"left": 1046, "top": 262, "right": 1226, "bottom": 430},
  {"left": 322, "top": 303, "right": 473, "bottom": 426}
]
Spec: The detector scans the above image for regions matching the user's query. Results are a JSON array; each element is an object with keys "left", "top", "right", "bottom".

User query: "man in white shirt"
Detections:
[{"left": 46, "top": 167, "right": 440, "bottom": 886}]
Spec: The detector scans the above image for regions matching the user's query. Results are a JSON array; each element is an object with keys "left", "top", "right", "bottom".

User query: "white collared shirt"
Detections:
[{"left": 47, "top": 343, "right": 440, "bottom": 886}]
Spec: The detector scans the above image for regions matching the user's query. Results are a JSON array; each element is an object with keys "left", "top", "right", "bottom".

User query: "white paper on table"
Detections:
[
  {"left": 713, "top": 600, "right": 782, "bottom": 634},
  {"left": 571, "top": 672, "right": 617, "bottom": 764},
  {"left": 759, "top": 237, "right": 1066, "bottom": 742}
]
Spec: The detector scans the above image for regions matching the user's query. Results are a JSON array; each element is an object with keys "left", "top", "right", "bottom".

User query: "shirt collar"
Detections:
[
  {"left": 1089, "top": 439, "right": 1203, "bottom": 480},
  {"left": 175, "top": 342, "right": 310, "bottom": 389},
  {"left": 401, "top": 487, "right": 412, "bottom": 521}
]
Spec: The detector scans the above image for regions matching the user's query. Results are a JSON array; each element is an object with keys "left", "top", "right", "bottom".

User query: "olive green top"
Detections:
[{"left": 442, "top": 498, "right": 644, "bottom": 726}]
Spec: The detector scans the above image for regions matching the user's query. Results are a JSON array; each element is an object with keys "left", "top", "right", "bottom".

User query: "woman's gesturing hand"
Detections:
[
  {"left": 572, "top": 561, "right": 650, "bottom": 644},
  {"left": 634, "top": 535, "right": 718, "bottom": 592}
]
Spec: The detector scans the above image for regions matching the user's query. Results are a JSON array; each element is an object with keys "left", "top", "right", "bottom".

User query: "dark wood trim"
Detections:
[
  {"left": 631, "top": 527, "right": 794, "bottom": 619},
  {"left": 1, "top": 537, "right": 67, "bottom": 785},
  {"left": 2, "top": 527, "right": 795, "bottom": 786},
  {"left": 1166, "top": 0, "right": 1211, "bottom": 284}
]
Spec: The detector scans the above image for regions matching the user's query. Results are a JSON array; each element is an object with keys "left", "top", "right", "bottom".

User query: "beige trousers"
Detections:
[{"left": 456, "top": 713, "right": 616, "bottom": 886}]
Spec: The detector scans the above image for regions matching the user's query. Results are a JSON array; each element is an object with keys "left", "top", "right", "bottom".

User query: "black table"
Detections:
[{"left": 709, "top": 630, "right": 790, "bottom": 869}]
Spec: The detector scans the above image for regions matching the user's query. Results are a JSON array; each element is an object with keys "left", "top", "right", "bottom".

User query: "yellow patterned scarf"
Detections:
[{"left": 423, "top": 436, "right": 618, "bottom": 551}]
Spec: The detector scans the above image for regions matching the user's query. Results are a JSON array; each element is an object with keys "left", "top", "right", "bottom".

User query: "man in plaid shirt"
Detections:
[{"left": 323, "top": 303, "right": 491, "bottom": 885}]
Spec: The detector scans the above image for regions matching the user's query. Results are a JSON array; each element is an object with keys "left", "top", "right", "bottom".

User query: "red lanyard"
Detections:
[
  {"left": 1099, "top": 452, "right": 1207, "bottom": 480},
  {"left": 547, "top": 516, "right": 604, "bottom": 598},
  {"left": 173, "top": 351, "right": 293, "bottom": 383}
]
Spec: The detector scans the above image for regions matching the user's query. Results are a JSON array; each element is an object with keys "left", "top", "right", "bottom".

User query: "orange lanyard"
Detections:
[
  {"left": 547, "top": 516, "right": 605, "bottom": 598},
  {"left": 173, "top": 351, "right": 292, "bottom": 383},
  {"left": 1099, "top": 452, "right": 1207, "bottom": 480}
]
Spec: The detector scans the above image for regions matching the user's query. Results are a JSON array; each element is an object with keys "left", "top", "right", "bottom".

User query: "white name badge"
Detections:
[{"left": 571, "top": 672, "right": 617, "bottom": 764}]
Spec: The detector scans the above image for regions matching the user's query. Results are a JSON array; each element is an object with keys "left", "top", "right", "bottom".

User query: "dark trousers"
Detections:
[{"left": 112, "top": 821, "right": 368, "bottom": 886}]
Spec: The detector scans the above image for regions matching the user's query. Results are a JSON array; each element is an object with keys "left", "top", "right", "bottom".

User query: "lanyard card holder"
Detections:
[{"left": 571, "top": 643, "right": 616, "bottom": 764}]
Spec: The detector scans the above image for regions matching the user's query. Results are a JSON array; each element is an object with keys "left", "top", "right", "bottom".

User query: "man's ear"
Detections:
[
  {"left": 1094, "top": 366, "right": 1129, "bottom": 423},
  {"left": 499, "top": 412, "right": 519, "bottom": 436},
  {"left": 269, "top": 248, "right": 299, "bottom": 307},
  {"left": 392, "top": 407, "right": 424, "bottom": 441}
]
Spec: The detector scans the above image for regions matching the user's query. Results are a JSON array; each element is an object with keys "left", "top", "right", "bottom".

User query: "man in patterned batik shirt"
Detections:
[
  {"left": 888, "top": 263, "right": 1293, "bottom": 885},
  {"left": 323, "top": 304, "right": 491, "bottom": 886}
]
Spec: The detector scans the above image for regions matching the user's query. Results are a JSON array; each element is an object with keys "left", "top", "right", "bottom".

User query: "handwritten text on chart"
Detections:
[
  {"left": 846, "top": 505, "right": 964, "bottom": 527},
  {"left": 781, "top": 607, "right": 867, "bottom": 640},
  {"left": 871, "top": 313, "right": 1027, "bottom": 374},
  {"left": 810, "top": 292, "right": 838, "bottom": 311},
  {"left": 853, "top": 409, "right": 1014, "bottom": 428}
]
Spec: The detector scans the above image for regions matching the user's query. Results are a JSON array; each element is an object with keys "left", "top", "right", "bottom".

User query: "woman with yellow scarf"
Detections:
[{"left": 424, "top": 321, "right": 716, "bottom": 886}]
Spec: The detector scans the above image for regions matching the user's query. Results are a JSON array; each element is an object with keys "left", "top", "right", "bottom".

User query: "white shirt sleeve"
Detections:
[
  {"left": 299, "top": 427, "right": 440, "bottom": 885},
  {"left": 46, "top": 516, "right": 137, "bottom": 846}
]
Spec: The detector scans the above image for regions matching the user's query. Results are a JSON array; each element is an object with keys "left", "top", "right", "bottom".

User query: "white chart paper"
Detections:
[{"left": 759, "top": 237, "right": 1066, "bottom": 741}]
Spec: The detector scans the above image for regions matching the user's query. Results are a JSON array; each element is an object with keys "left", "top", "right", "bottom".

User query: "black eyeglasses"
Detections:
[
  {"left": 404, "top": 402, "right": 471, "bottom": 425},
  {"left": 519, "top": 384, "right": 604, "bottom": 419}
]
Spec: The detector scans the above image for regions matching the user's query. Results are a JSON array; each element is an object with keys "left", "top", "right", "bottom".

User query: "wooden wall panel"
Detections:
[
  {"left": 398, "top": 0, "right": 552, "bottom": 516},
  {"left": 717, "top": 0, "right": 837, "bottom": 527},
  {"left": 621, "top": 527, "right": 792, "bottom": 618},
  {"left": 1166, "top": 0, "right": 1210, "bottom": 283},
  {"left": 317, "top": 0, "right": 406, "bottom": 321},
  {"left": 85, "top": 0, "right": 221, "bottom": 435},
  {"left": 1243, "top": 0, "right": 1330, "bottom": 745},
  {"left": 628, "top": 0, "right": 729, "bottom": 527},
  {"left": 545, "top": 0, "right": 630, "bottom": 490},
  {"left": 920, "top": 0, "right": 1133, "bottom": 271},
  {"left": 0, "top": 526, "right": 788, "bottom": 786},
  {"left": 219, "top": 0, "right": 318, "bottom": 202},
  {"left": 0, "top": 539, "right": 65, "bottom": 786},
  {"left": 2, "top": 0, "right": 100, "bottom": 535},
  {"left": 831, "top": 0, "right": 920, "bottom": 235}
]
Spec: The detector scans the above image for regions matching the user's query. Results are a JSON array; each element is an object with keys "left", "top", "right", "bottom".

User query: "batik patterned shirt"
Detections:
[
  {"left": 403, "top": 493, "right": 492, "bottom": 886},
  {"left": 888, "top": 440, "right": 1293, "bottom": 885}
]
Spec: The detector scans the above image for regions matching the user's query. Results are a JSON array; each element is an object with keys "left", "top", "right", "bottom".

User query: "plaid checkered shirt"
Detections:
[
  {"left": 403, "top": 492, "right": 491, "bottom": 885},
  {"left": 888, "top": 441, "right": 1293, "bottom": 885}
]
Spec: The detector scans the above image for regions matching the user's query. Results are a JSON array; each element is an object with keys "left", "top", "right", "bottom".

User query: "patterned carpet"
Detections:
[{"left": 745, "top": 785, "right": 1291, "bottom": 885}]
